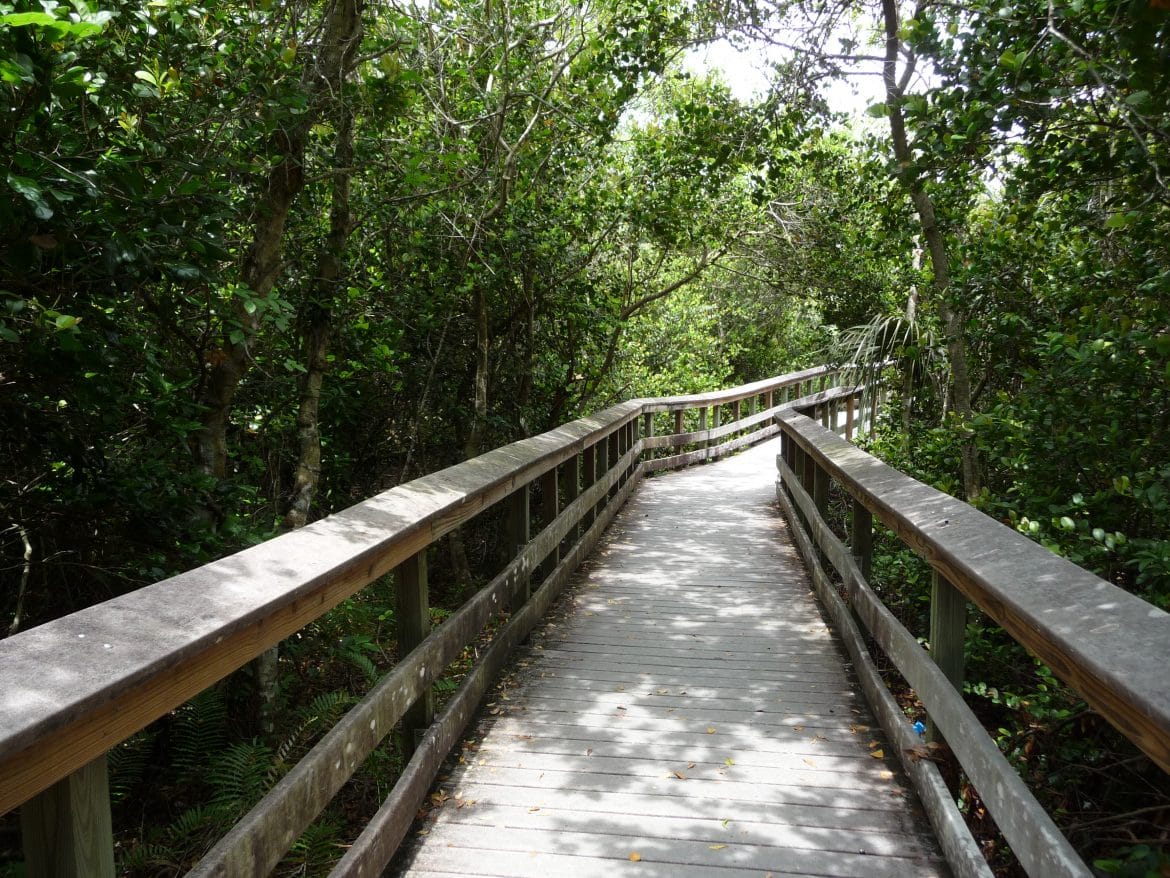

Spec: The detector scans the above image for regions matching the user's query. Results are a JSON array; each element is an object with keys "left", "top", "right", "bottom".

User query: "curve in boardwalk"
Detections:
[{"left": 392, "top": 438, "right": 948, "bottom": 877}]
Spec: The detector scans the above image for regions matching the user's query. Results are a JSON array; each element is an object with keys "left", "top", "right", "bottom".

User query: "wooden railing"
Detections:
[
  {"left": 0, "top": 365, "right": 846, "bottom": 878},
  {"left": 775, "top": 408, "right": 1170, "bottom": 878}
]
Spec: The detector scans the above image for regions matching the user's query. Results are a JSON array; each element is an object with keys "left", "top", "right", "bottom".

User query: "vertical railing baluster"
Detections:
[
  {"left": 507, "top": 485, "right": 530, "bottom": 609},
  {"left": 711, "top": 405, "right": 720, "bottom": 458},
  {"left": 850, "top": 499, "right": 872, "bottom": 581},
  {"left": 581, "top": 444, "right": 597, "bottom": 530},
  {"left": 562, "top": 453, "right": 580, "bottom": 552},
  {"left": 538, "top": 467, "right": 559, "bottom": 582},
  {"left": 928, "top": 572, "right": 968, "bottom": 743},
  {"left": 845, "top": 394, "right": 855, "bottom": 441},
  {"left": 396, "top": 549, "right": 434, "bottom": 752},
  {"left": 22, "top": 756, "right": 115, "bottom": 878}
]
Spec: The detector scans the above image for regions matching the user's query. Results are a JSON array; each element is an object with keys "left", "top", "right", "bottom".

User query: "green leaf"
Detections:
[
  {"left": 865, "top": 102, "right": 888, "bottom": 118},
  {"left": 6, "top": 174, "right": 53, "bottom": 219},
  {"left": 0, "top": 11, "right": 61, "bottom": 26},
  {"left": 53, "top": 314, "right": 80, "bottom": 330}
]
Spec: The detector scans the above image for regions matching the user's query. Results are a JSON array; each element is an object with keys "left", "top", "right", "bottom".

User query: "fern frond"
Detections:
[{"left": 206, "top": 740, "right": 274, "bottom": 814}]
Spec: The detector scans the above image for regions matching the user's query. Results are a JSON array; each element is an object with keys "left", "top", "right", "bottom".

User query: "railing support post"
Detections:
[
  {"left": 928, "top": 571, "right": 967, "bottom": 742},
  {"left": 507, "top": 486, "right": 531, "bottom": 608},
  {"left": 850, "top": 499, "right": 872, "bottom": 581},
  {"left": 613, "top": 426, "right": 625, "bottom": 492},
  {"left": 812, "top": 461, "right": 829, "bottom": 521},
  {"left": 698, "top": 406, "right": 708, "bottom": 454},
  {"left": 581, "top": 444, "right": 597, "bottom": 530},
  {"left": 765, "top": 389, "right": 774, "bottom": 409},
  {"left": 396, "top": 549, "right": 434, "bottom": 753},
  {"left": 21, "top": 756, "right": 115, "bottom": 878},
  {"left": 845, "top": 395, "right": 855, "bottom": 441},
  {"left": 596, "top": 436, "right": 610, "bottom": 513},
  {"left": 710, "top": 406, "right": 720, "bottom": 459},
  {"left": 561, "top": 454, "right": 580, "bottom": 551},
  {"left": 537, "top": 467, "right": 559, "bottom": 582}
]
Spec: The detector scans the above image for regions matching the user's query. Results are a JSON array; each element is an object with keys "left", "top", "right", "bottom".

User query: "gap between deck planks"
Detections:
[{"left": 391, "top": 438, "right": 949, "bottom": 878}]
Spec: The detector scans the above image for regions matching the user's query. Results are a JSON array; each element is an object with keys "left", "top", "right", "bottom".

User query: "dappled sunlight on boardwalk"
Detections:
[{"left": 391, "top": 438, "right": 948, "bottom": 877}]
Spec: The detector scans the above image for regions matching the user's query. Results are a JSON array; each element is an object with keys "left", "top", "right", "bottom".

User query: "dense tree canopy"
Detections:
[{"left": 2, "top": 0, "right": 1168, "bottom": 872}]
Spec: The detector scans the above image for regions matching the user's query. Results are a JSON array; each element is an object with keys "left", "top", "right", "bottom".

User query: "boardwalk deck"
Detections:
[{"left": 391, "top": 438, "right": 949, "bottom": 877}]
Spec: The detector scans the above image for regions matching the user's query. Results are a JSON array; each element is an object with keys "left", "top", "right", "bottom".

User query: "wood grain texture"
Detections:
[
  {"left": 776, "top": 410, "right": 1170, "bottom": 776},
  {"left": 392, "top": 439, "right": 948, "bottom": 878},
  {"left": 777, "top": 455, "right": 1093, "bottom": 877}
]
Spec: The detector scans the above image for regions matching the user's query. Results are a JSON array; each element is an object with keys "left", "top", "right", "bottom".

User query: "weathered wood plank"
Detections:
[
  {"left": 394, "top": 440, "right": 946, "bottom": 878},
  {"left": 777, "top": 409, "right": 1170, "bottom": 776},
  {"left": 777, "top": 454, "right": 1089, "bottom": 877}
]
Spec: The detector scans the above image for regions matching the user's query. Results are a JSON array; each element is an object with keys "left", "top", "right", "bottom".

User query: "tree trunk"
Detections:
[
  {"left": 232, "top": 0, "right": 363, "bottom": 741},
  {"left": 880, "top": 0, "right": 980, "bottom": 499},
  {"left": 194, "top": 0, "right": 363, "bottom": 487},
  {"left": 283, "top": 102, "right": 355, "bottom": 532}
]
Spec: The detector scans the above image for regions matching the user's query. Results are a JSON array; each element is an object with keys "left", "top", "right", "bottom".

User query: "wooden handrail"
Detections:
[
  {"left": 0, "top": 366, "right": 839, "bottom": 877},
  {"left": 774, "top": 408, "right": 1170, "bottom": 877}
]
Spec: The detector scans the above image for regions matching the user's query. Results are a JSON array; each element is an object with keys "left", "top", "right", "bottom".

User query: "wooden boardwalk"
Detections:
[{"left": 392, "top": 438, "right": 948, "bottom": 877}]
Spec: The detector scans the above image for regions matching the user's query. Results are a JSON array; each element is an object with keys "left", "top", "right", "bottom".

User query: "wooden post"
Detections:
[
  {"left": 673, "top": 408, "right": 683, "bottom": 439},
  {"left": 870, "top": 384, "right": 879, "bottom": 428},
  {"left": 710, "top": 406, "right": 720, "bottom": 458},
  {"left": 561, "top": 454, "right": 581, "bottom": 553},
  {"left": 537, "top": 467, "right": 559, "bottom": 582},
  {"left": 845, "top": 395, "right": 855, "bottom": 441},
  {"left": 507, "top": 486, "right": 530, "bottom": 608},
  {"left": 613, "top": 426, "right": 624, "bottom": 493},
  {"left": 812, "top": 460, "right": 829, "bottom": 522},
  {"left": 581, "top": 444, "right": 597, "bottom": 530},
  {"left": 820, "top": 402, "right": 832, "bottom": 431},
  {"left": 595, "top": 435, "right": 609, "bottom": 515},
  {"left": 765, "top": 389, "right": 774, "bottom": 409},
  {"left": 396, "top": 550, "right": 433, "bottom": 752},
  {"left": 698, "top": 406, "right": 708, "bottom": 453},
  {"left": 21, "top": 756, "right": 115, "bottom": 878},
  {"left": 928, "top": 571, "right": 967, "bottom": 742},
  {"left": 850, "top": 499, "right": 873, "bottom": 581},
  {"left": 749, "top": 396, "right": 757, "bottom": 416},
  {"left": 732, "top": 399, "right": 741, "bottom": 425}
]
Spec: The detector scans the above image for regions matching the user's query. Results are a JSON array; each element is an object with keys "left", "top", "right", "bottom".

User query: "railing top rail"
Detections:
[
  {"left": 640, "top": 365, "right": 831, "bottom": 412},
  {"left": 0, "top": 367, "right": 831, "bottom": 817},
  {"left": 776, "top": 408, "right": 1170, "bottom": 775},
  {"left": 0, "top": 398, "right": 636, "bottom": 815}
]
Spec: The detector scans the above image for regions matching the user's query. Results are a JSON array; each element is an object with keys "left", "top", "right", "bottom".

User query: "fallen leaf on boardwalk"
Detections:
[
  {"left": 850, "top": 724, "right": 867, "bottom": 734},
  {"left": 724, "top": 757, "right": 735, "bottom": 766},
  {"left": 721, "top": 818, "right": 731, "bottom": 828},
  {"left": 709, "top": 844, "right": 727, "bottom": 850},
  {"left": 867, "top": 740, "right": 880, "bottom": 749},
  {"left": 614, "top": 685, "right": 626, "bottom": 691},
  {"left": 706, "top": 727, "right": 717, "bottom": 734},
  {"left": 879, "top": 769, "right": 895, "bottom": 780},
  {"left": 629, "top": 852, "right": 642, "bottom": 862},
  {"left": 903, "top": 742, "right": 948, "bottom": 763},
  {"left": 657, "top": 688, "right": 669, "bottom": 695},
  {"left": 870, "top": 749, "right": 885, "bottom": 758},
  {"left": 672, "top": 769, "right": 688, "bottom": 779},
  {"left": 792, "top": 725, "right": 804, "bottom": 732},
  {"left": 802, "top": 758, "right": 817, "bottom": 767},
  {"left": 811, "top": 734, "right": 826, "bottom": 743},
  {"left": 528, "top": 806, "right": 540, "bottom": 812},
  {"left": 687, "top": 761, "right": 696, "bottom": 769},
  {"left": 585, "top": 748, "right": 593, "bottom": 756},
  {"left": 456, "top": 799, "right": 476, "bottom": 809}
]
